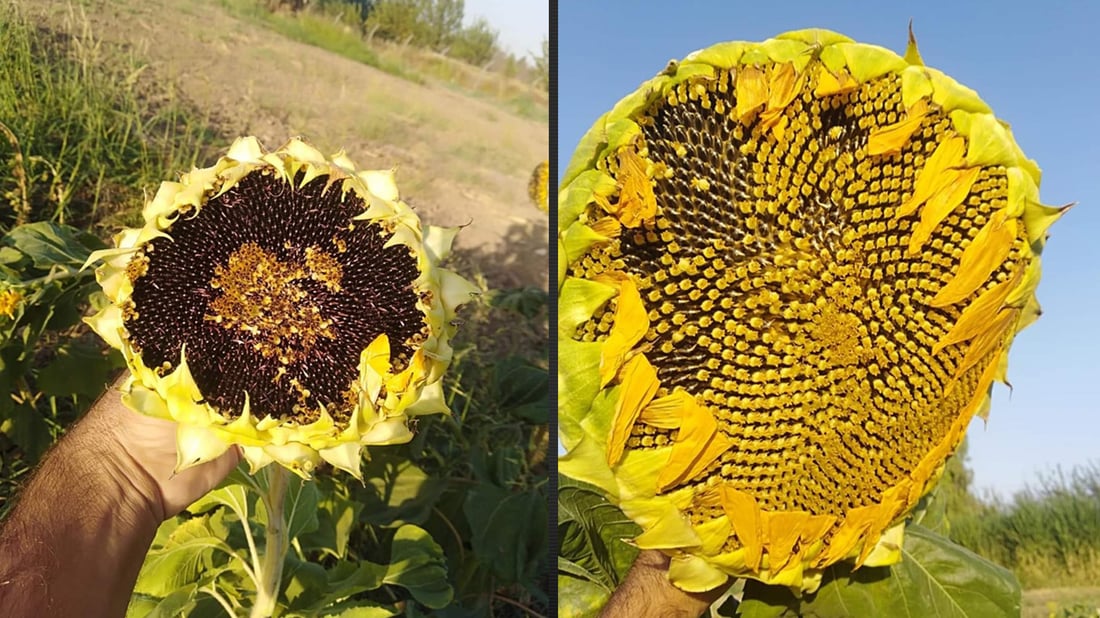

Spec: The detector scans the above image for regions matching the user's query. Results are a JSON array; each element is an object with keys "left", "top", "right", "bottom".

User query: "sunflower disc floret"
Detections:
[
  {"left": 558, "top": 29, "right": 1066, "bottom": 593},
  {"left": 86, "top": 137, "right": 478, "bottom": 479}
]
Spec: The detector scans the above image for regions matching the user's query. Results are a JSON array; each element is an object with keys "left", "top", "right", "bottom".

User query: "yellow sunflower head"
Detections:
[
  {"left": 558, "top": 29, "right": 1066, "bottom": 593},
  {"left": 85, "top": 136, "right": 478, "bottom": 480},
  {"left": 529, "top": 160, "right": 550, "bottom": 212}
]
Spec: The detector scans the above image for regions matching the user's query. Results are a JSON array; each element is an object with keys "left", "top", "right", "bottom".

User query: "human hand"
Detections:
[
  {"left": 600, "top": 550, "right": 728, "bottom": 618},
  {"left": 88, "top": 374, "right": 242, "bottom": 522}
]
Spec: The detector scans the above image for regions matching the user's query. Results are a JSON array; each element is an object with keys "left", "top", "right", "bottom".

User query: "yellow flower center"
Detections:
[{"left": 206, "top": 242, "right": 342, "bottom": 365}]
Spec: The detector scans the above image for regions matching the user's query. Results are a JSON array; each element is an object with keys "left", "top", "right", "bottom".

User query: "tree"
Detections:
[
  {"left": 532, "top": 37, "right": 548, "bottom": 92},
  {"left": 450, "top": 17, "right": 498, "bottom": 67}
]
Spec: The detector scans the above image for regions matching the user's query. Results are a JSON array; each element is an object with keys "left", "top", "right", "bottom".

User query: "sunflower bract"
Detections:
[
  {"left": 86, "top": 137, "right": 479, "bottom": 480},
  {"left": 558, "top": 29, "right": 1065, "bottom": 593}
]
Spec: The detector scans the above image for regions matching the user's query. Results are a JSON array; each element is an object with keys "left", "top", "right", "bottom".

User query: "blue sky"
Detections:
[
  {"left": 463, "top": 0, "right": 547, "bottom": 58},
  {"left": 557, "top": 1, "right": 1100, "bottom": 498}
]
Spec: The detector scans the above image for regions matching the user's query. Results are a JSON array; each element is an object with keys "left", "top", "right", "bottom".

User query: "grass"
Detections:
[
  {"left": 218, "top": 0, "right": 548, "bottom": 123},
  {"left": 218, "top": 0, "right": 423, "bottom": 84},
  {"left": 0, "top": 3, "right": 216, "bottom": 234},
  {"left": 950, "top": 463, "right": 1100, "bottom": 589}
]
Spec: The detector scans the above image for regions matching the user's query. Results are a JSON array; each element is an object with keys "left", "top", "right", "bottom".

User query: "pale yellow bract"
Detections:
[
  {"left": 558, "top": 29, "right": 1066, "bottom": 593},
  {"left": 85, "top": 137, "right": 478, "bottom": 480}
]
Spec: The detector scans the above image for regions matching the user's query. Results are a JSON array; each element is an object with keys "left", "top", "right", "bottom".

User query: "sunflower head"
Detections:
[
  {"left": 85, "top": 137, "right": 478, "bottom": 479},
  {"left": 529, "top": 160, "right": 550, "bottom": 212},
  {"left": 558, "top": 29, "right": 1066, "bottom": 593}
]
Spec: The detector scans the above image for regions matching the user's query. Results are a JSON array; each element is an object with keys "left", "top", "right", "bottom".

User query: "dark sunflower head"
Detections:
[
  {"left": 86, "top": 137, "right": 478, "bottom": 479},
  {"left": 558, "top": 29, "right": 1066, "bottom": 592}
]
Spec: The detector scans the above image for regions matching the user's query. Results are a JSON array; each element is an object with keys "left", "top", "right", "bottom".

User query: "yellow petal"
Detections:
[
  {"left": 867, "top": 98, "right": 929, "bottom": 156},
  {"left": 896, "top": 135, "right": 967, "bottom": 219},
  {"left": 763, "top": 511, "right": 809, "bottom": 574},
  {"left": 930, "top": 210, "right": 1017, "bottom": 307},
  {"left": 176, "top": 422, "right": 232, "bottom": 472},
  {"left": 599, "top": 278, "right": 649, "bottom": 387},
  {"left": 759, "top": 62, "right": 802, "bottom": 134},
  {"left": 720, "top": 486, "right": 763, "bottom": 571},
  {"left": 638, "top": 389, "right": 693, "bottom": 429},
  {"left": 907, "top": 165, "right": 981, "bottom": 255},
  {"left": 614, "top": 149, "right": 658, "bottom": 228},
  {"left": 656, "top": 399, "right": 732, "bottom": 492},
  {"left": 318, "top": 442, "right": 364, "bottom": 479},
  {"left": 933, "top": 271, "right": 1021, "bottom": 354},
  {"left": 735, "top": 65, "right": 768, "bottom": 119},
  {"left": 606, "top": 354, "right": 659, "bottom": 467},
  {"left": 814, "top": 67, "right": 858, "bottom": 97}
]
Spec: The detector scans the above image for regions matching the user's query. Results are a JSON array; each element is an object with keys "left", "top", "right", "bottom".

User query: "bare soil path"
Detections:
[{"left": 27, "top": 0, "right": 549, "bottom": 289}]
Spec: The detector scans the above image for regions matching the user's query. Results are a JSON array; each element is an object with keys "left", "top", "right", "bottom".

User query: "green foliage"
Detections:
[
  {"left": 0, "top": 222, "right": 117, "bottom": 473},
  {"left": 449, "top": 17, "right": 498, "bottom": 67},
  {"left": 0, "top": 2, "right": 212, "bottom": 519},
  {"left": 365, "top": 0, "right": 464, "bottom": 51},
  {"left": 218, "top": 0, "right": 419, "bottom": 82},
  {"left": 557, "top": 476, "right": 641, "bottom": 617},
  {"left": 132, "top": 470, "right": 455, "bottom": 616},
  {"left": 737, "top": 525, "right": 1020, "bottom": 618},
  {"left": 951, "top": 464, "right": 1100, "bottom": 588},
  {"left": 532, "top": 38, "right": 548, "bottom": 93},
  {"left": 940, "top": 438, "right": 985, "bottom": 526},
  {"left": 0, "top": 4, "right": 212, "bottom": 232}
]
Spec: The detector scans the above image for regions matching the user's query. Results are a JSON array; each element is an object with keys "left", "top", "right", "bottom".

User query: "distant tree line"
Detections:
[{"left": 264, "top": 0, "right": 548, "bottom": 90}]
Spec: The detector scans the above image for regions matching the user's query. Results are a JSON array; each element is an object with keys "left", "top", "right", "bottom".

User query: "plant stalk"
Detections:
[{"left": 251, "top": 465, "right": 289, "bottom": 618}]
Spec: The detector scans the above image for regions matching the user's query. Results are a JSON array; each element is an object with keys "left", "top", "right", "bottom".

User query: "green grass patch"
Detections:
[
  {"left": 0, "top": 4, "right": 216, "bottom": 233},
  {"left": 218, "top": 0, "right": 422, "bottom": 83},
  {"left": 951, "top": 464, "right": 1100, "bottom": 588}
]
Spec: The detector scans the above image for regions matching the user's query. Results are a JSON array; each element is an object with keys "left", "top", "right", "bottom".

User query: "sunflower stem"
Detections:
[{"left": 251, "top": 466, "right": 289, "bottom": 618}]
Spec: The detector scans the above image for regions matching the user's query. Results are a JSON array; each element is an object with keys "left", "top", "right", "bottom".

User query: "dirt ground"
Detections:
[{"left": 24, "top": 0, "right": 549, "bottom": 290}]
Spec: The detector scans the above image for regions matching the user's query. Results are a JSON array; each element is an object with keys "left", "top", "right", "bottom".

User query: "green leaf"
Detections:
[
  {"left": 738, "top": 524, "right": 1021, "bottom": 618},
  {"left": 133, "top": 514, "right": 238, "bottom": 597},
  {"left": 188, "top": 481, "right": 253, "bottom": 521},
  {"left": 320, "top": 605, "right": 400, "bottom": 618},
  {"left": 4, "top": 222, "right": 100, "bottom": 269},
  {"left": 0, "top": 403, "right": 53, "bottom": 459},
  {"left": 464, "top": 482, "right": 547, "bottom": 586},
  {"left": 282, "top": 555, "right": 328, "bottom": 610},
  {"left": 493, "top": 359, "right": 548, "bottom": 423},
  {"left": 126, "top": 585, "right": 199, "bottom": 618},
  {"left": 557, "top": 575, "right": 609, "bottom": 618},
  {"left": 557, "top": 475, "right": 640, "bottom": 592},
  {"left": 384, "top": 524, "right": 454, "bottom": 609},
  {"left": 285, "top": 475, "right": 321, "bottom": 540},
  {"left": 297, "top": 476, "right": 364, "bottom": 560},
  {"left": 307, "top": 560, "right": 388, "bottom": 611},
  {"left": 355, "top": 450, "right": 445, "bottom": 528},
  {"left": 910, "top": 488, "right": 950, "bottom": 536},
  {"left": 35, "top": 339, "right": 116, "bottom": 397}
]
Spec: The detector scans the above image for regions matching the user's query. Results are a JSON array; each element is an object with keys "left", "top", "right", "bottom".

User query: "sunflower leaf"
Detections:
[
  {"left": 464, "top": 482, "right": 547, "bottom": 586},
  {"left": 285, "top": 475, "right": 321, "bottom": 540},
  {"left": 738, "top": 524, "right": 1020, "bottom": 617},
  {"left": 557, "top": 474, "right": 640, "bottom": 604},
  {"left": 3, "top": 221, "right": 102, "bottom": 269},
  {"left": 133, "top": 513, "right": 236, "bottom": 597},
  {"left": 493, "top": 359, "right": 548, "bottom": 423},
  {"left": 384, "top": 524, "right": 454, "bottom": 608},
  {"left": 126, "top": 584, "right": 199, "bottom": 618}
]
